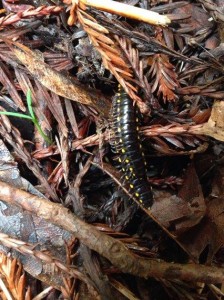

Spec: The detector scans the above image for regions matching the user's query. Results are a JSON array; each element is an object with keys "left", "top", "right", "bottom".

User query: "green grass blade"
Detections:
[
  {"left": 27, "top": 89, "right": 35, "bottom": 119},
  {"left": 0, "top": 111, "right": 33, "bottom": 120},
  {"left": 32, "top": 119, "right": 52, "bottom": 144}
]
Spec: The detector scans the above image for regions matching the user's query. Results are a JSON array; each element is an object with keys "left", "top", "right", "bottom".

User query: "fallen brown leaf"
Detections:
[
  {"left": 151, "top": 163, "right": 206, "bottom": 234},
  {"left": 193, "top": 101, "right": 224, "bottom": 141},
  {"left": 1, "top": 38, "right": 111, "bottom": 119},
  {"left": 178, "top": 166, "right": 224, "bottom": 262}
]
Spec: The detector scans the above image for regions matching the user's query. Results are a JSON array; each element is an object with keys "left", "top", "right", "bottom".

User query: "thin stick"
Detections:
[{"left": 81, "top": 0, "right": 171, "bottom": 26}]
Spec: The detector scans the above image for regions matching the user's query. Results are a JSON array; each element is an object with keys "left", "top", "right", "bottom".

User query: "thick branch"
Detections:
[{"left": 0, "top": 180, "right": 223, "bottom": 284}]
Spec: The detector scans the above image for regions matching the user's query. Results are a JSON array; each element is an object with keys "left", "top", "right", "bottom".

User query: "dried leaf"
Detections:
[
  {"left": 2, "top": 38, "right": 110, "bottom": 118},
  {"left": 193, "top": 101, "right": 224, "bottom": 141},
  {"left": 178, "top": 172, "right": 224, "bottom": 262},
  {"left": 151, "top": 164, "right": 206, "bottom": 234}
]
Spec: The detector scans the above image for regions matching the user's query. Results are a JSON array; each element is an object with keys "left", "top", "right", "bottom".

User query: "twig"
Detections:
[
  {"left": 80, "top": 0, "right": 171, "bottom": 26},
  {"left": 0, "top": 181, "right": 224, "bottom": 284}
]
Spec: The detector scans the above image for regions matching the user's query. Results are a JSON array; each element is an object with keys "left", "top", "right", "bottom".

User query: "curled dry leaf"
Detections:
[
  {"left": 177, "top": 166, "right": 224, "bottom": 262},
  {"left": 192, "top": 101, "right": 224, "bottom": 142},
  {"left": 151, "top": 163, "right": 206, "bottom": 236}
]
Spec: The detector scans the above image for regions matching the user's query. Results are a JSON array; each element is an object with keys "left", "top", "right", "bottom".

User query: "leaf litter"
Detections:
[{"left": 0, "top": 0, "right": 223, "bottom": 299}]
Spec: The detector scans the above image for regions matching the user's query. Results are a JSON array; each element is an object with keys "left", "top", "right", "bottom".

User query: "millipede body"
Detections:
[{"left": 112, "top": 86, "right": 153, "bottom": 209}]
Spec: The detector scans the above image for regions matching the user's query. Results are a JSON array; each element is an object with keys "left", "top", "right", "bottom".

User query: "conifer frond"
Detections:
[
  {"left": 115, "top": 36, "right": 152, "bottom": 99},
  {"left": 0, "top": 253, "right": 31, "bottom": 300},
  {"left": 76, "top": 9, "right": 142, "bottom": 103},
  {"left": 149, "top": 54, "right": 179, "bottom": 102}
]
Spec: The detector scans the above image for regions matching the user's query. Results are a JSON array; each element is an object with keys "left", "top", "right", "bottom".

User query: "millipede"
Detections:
[{"left": 112, "top": 85, "right": 153, "bottom": 210}]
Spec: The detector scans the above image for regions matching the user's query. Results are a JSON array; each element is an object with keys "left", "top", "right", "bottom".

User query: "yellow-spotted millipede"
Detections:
[{"left": 112, "top": 86, "right": 153, "bottom": 209}]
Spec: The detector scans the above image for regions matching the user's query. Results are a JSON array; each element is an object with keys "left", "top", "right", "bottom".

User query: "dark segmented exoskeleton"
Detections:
[{"left": 112, "top": 86, "right": 153, "bottom": 209}]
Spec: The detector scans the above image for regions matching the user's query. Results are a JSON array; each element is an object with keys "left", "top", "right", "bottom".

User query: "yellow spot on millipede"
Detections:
[
  {"left": 121, "top": 149, "right": 125, "bottom": 153},
  {"left": 130, "top": 184, "right": 134, "bottom": 189},
  {"left": 125, "top": 175, "right": 129, "bottom": 180},
  {"left": 125, "top": 159, "right": 129, "bottom": 163},
  {"left": 135, "top": 192, "right": 139, "bottom": 197},
  {"left": 129, "top": 167, "right": 133, "bottom": 172}
]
